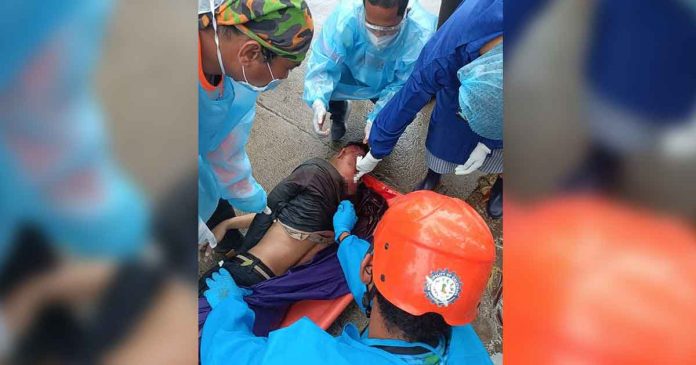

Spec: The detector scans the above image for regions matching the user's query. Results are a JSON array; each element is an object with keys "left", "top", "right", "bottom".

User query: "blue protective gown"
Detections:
[
  {"left": 0, "top": 0, "right": 147, "bottom": 267},
  {"left": 201, "top": 234, "right": 492, "bottom": 365},
  {"left": 198, "top": 56, "right": 267, "bottom": 222},
  {"left": 303, "top": 0, "right": 436, "bottom": 122},
  {"left": 368, "top": 0, "right": 503, "bottom": 164}
]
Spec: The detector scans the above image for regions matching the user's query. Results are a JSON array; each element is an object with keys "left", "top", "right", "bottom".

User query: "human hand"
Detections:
[
  {"left": 333, "top": 200, "right": 358, "bottom": 242},
  {"left": 203, "top": 268, "right": 251, "bottom": 308},
  {"left": 354, "top": 152, "right": 382, "bottom": 181},
  {"left": 312, "top": 100, "right": 330, "bottom": 136},
  {"left": 455, "top": 142, "right": 492, "bottom": 175},
  {"left": 363, "top": 119, "right": 373, "bottom": 144}
]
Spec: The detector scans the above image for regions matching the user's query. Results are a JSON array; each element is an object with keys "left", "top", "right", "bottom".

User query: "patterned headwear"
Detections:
[{"left": 199, "top": 0, "right": 314, "bottom": 62}]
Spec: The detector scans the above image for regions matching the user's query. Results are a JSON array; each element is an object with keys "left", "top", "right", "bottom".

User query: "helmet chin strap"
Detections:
[
  {"left": 363, "top": 284, "right": 376, "bottom": 318},
  {"left": 362, "top": 243, "right": 376, "bottom": 318}
]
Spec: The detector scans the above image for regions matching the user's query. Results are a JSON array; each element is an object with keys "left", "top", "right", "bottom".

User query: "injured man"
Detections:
[
  {"left": 200, "top": 141, "right": 367, "bottom": 290},
  {"left": 198, "top": 142, "right": 389, "bottom": 336}
]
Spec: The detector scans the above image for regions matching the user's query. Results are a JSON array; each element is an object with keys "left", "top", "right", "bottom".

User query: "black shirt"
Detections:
[{"left": 240, "top": 158, "right": 344, "bottom": 252}]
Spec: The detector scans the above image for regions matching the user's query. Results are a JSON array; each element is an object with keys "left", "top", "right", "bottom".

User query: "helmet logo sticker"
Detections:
[{"left": 424, "top": 270, "right": 461, "bottom": 307}]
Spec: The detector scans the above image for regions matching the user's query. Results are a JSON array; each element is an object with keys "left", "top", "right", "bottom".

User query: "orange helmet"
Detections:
[{"left": 372, "top": 190, "right": 496, "bottom": 326}]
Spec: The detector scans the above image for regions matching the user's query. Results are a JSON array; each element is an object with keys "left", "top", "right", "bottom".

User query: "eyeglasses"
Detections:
[{"left": 364, "top": 12, "right": 406, "bottom": 37}]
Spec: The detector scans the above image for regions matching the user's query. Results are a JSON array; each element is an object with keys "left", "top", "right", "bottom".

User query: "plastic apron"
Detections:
[
  {"left": 198, "top": 73, "right": 259, "bottom": 222},
  {"left": 303, "top": 0, "right": 435, "bottom": 122}
]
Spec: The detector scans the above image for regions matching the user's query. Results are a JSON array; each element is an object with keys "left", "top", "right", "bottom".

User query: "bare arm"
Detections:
[
  {"left": 226, "top": 214, "right": 255, "bottom": 230},
  {"left": 1, "top": 261, "right": 116, "bottom": 341},
  {"left": 211, "top": 214, "right": 255, "bottom": 244}
]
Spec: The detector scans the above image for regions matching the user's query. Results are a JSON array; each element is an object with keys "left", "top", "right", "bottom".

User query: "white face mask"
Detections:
[
  {"left": 198, "top": 0, "right": 224, "bottom": 15},
  {"left": 367, "top": 32, "right": 398, "bottom": 49},
  {"left": 364, "top": 9, "right": 406, "bottom": 49},
  {"left": 241, "top": 63, "right": 281, "bottom": 92},
  {"left": 207, "top": 0, "right": 281, "bottom": 93}
]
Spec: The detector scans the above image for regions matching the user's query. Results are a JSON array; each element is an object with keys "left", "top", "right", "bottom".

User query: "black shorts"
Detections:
[{"left": 198, "top": 252, "right": 275, "bottom": 295}]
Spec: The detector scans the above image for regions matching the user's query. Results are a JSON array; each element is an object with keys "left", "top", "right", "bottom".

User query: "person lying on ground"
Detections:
[
  {"left": 200, "top": 191, "right": 495, "bottom": 364},
  {"left": 199, "top": 142, "right": 368, "bottom": 293}
]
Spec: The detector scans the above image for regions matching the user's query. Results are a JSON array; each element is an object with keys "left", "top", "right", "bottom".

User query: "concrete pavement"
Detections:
[{"left": 248, "top": 60, "right": 503, "bottom": 353}]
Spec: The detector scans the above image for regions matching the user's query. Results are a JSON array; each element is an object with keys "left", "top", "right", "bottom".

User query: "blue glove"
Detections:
[
  {"left": 337, "top": 235, "right": 372, "bottom": 313},
  {"left": 333, "top": 200, "right": 358, "bottom": 242},
  {"left": 203, "top": 268, "right": 252, "bottom": 308}
]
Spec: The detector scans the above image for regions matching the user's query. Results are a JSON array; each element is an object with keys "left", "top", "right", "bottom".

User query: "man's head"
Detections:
[
  {"left": 332, "top": 141, "right": 369, "bottom": 197},
  {"left": 363, "top": 0, "right": 408, "bottom": 47},
  {"left": 198, "top": 0, "right": 314, "bottom": 87},
  {"left": 353, "top": 191, "right": 495, "bottom": 342},
  {"left": 357, "top": 253, "right": 451, "bottom": 346},
  {"left": 364, "top": 0, "right": 408, "bottom": 27}
]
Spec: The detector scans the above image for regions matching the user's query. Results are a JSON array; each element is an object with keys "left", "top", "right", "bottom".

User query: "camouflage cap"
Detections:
[{"left": 199, "top": 0, "right": 314, "bottom": 62}]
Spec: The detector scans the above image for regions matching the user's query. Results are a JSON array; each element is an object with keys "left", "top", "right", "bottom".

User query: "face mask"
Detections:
[
  {"left": 199, "top": 0, "right": 223, "bottom": 15},
  {"left": 240, "top": 63, "right": 281, "bottom": 93},
  {"left": 364, "top": 10, "right": 405, "bottom": 49},
  {"left": 208, "top": 0, "right": 281, "bottom": 93},
  {"left": 367, "top": 32, "right": 398, "bottom": 49}
]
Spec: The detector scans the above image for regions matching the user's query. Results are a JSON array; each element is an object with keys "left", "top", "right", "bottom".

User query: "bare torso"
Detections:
[{"left": 247, "top": 222, "right": 330, "bottom": 276}]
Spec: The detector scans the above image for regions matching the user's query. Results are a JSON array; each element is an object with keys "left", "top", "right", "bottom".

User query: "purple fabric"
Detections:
[
  {"left": 198, "top": 245, "right": 349, "bottom": 336},
  {"left": 246, "top": 244, "right": 348, "bottom": 336},
  {"left": 199, "top": 297, "right": 212, "bottom": 332}
]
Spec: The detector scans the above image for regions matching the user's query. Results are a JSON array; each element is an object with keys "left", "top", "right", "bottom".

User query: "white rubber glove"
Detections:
[
  {"left": 312, "top": 100, "right": 330, "bottom": 136},
  {"left": 355, "top": 151, "right": 382, "bottom": 181},
  {"left": 661, "top": 119, "right": 696, "bottom": 160},
  {"left": 455, "top": 142, "right": 492, "bottom": 175},
  {"left": 363, "top": 119, "right": 373, "bottom": 144},
  {"left": 198, "top": 217, "right": 217, "bottom": 249},
  {"left": 198, "top": 217, "right": 217, "bottom": 257}
]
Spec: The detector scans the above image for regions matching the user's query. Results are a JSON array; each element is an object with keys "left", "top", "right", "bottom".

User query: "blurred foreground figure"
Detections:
[
  {"left": 201, "top": 191, "right": 495, "bottom": 364},
  {"left": 0, "top": 1, "right": 195, "bottom": 363},
  {"left": 0, "top": 1, "right": 146, "bottom": 267},
  {"left": 505, "top": 0, "right": 695, "bottom": 219},
  {"left": 575, "top": 0, "right": 696, "bottom": 194},
  {"left": 506, "top": 196, "right": 696, "bottom": 364}
]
